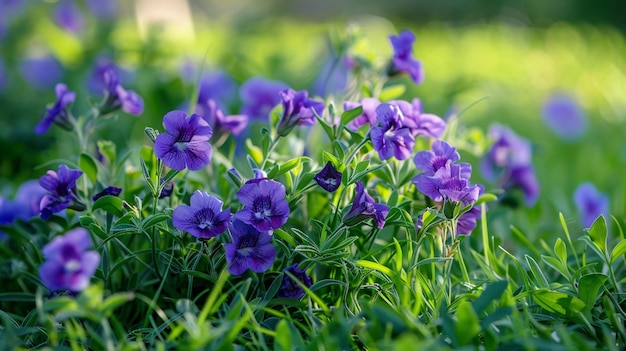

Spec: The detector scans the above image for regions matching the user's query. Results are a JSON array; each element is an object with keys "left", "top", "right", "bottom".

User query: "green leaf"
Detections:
[
  {"left": 142, "top": 213, "right": 170, "bottom": 229},
  {"left": 79, "top": 153, "right": 98, "bottom": 184},
  {"left": 100, "top": 292, "right": 135, "bottom": 317},
  {"left": 554, "top": 238, "right": 567, "bottom": 266},
  {"left": 528, "top": 290, "right": 586, "bottom": 318},
  {"left": 577, "top": 273, "right": 607, "bottom": 308},
  {"left": 525, "top": 255, "right": 550, "bottom": 289},
  {"left": 340, "top": 105, "right": 363, "bottom": 126},
  {"left": 474, "top": 193, "right": 498, "bottom": 206},
  {"left": 92, "top": 196, "right": 124, "bottom": 217},
  {"left": 541, "top": 255, "right": 571, "bottom": 280},
  {"left": 379, "top": 84, "right": 406, "bottom": 101},
  {"left": 245, "top": 139, "right": 263, "bottom": 165},
  {"left": 610, "top": 239, "right": 626, "bottom": 264},
  {"left": 588, "top": 215, "right": 607, "bottom": 254},
  {"left": 472, "top": 280, "right": 508, "bottom": 315},
  {"left": 454, "top": 301, "right": 481, "bottom": 346}
]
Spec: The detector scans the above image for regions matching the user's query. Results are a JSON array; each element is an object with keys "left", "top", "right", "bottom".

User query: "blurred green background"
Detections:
[{"left": 1, "top": 0, "right": 625, "bottom": 240}]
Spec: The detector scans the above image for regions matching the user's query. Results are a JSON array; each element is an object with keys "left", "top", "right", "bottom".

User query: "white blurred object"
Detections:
[{"left": 135, "top": 0, "right": 195, "bottom": 43}]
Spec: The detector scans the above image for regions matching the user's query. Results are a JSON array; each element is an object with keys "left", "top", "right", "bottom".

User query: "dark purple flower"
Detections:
[
  {"left": 154, "top": 110, "right": 214, "bottom": 171},
  {"left": 574, "top": 182, "right": 609, "bottom": 229},
  {"left": 19, "top": 55, "right": 64, "bottom": 89},
  {"left": 92, "top": 186, "right": 122, "bottom": 202},
  {"left": 234, "top": 178, "right": 290, "bottom": 232},
  {"left": 54, "top": 0, "right": 83, "bottom": 33},
  {"left": 276, "top": 88, "right": 325, "bottom": 137},
  {"left": 239, "top": 77, "right": 289, "bottom": 121},
  {"left": 35, "top": 83, "right": 76, "bottom": 134},
  {"left": 278, "top": 263, "right": 312, "bottom": 298},
  {"left": 86, "top": 0, "right": 117, "bottom": 18},
  {"left": 344, "top": 98, "right": 380, "bottom": 131},
  {"left": 39, "top": 165, "right": 84, "bottom": 220},
  {"left": 100, "top": 68, "right": 143, "bottom": 115},
  {"left": 370, "top": 103, "right": 415, "bottom": 161},
  {"left": 197, "top": 99, "right": 248, "bottom": 136},
  {"left": 173, "top": 190, "right": 230, "bottom": 239},
  {"left": 413, "top": 140, "right": 460, "bottom": 176},
  {"left": 343, "top": 182, "right": 389, "bottom": 229},
  {"left": 542, "top": 94, "right": 587, "bottom": 141},
  {"left": 159, "top": 180, "right": 174, "bottom": 199},
  {"left": 38, "top": 228, "right": 100, "bottom": 292},
  {"left": 389, "top": 30, "right": 424, "bottom": 84},
  {"left": 389, "top": 99, "right": 446, "bottom": 138},
  {"left": 457, "top": 206, "right": 481, "bottom": 236},
  {"left": 224, "top": 219, "right": 276, "bottom": 275},
  {"left": 314, "top": 161, "right": 342, "bottom": 192}
]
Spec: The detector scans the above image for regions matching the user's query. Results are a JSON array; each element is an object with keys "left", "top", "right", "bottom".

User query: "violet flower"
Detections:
[
  {"left": 92, "top": 186, "right": 122, "bottom": 202},
  {"left": 370, "top": 103, "right": 415, "bottom": 161},
  {"left": 0, "top": 181, "right": 47, "bottom": 237},
  {"left": 457, "top": 206, "right": 482, "bottom": 236},
  {"left": 344, "top": 98, "right": 380, "bottom": 131},
  {"left": 414, "top": 161, "right": 478, "bottom": 205},
  {"left": 195, "top": 70, "right": 238, "bottom": 111},
  {"left": 413, "top": 140, "right": 461, "bottom": 176},
  {"left": 54, "top": 0, "right": 83, "bottom": 33},
  {"left": 100, "top": 68, "right": 143, "bottom": 115},
  {"left": 389, "top": 99, "right": 446, "bottom": 138},
  {"left": 278, "top": 263, "right": 312, "bottom": 299},
  {"left": 343, "top": 182, "right": 389, "bottom": 229},
  {"left": 38, "top": 228, "right": 100, "bottom": 293},
  {"left": 39, "top": 164, "right": 84, "bottom": 220},
  {"left": 35, "top": 83, "right": 76, "bottom": 135},
  {"left": 239, "top": 77, "right": 289, "bottom": 121},
  {"left": 314, "top": 161, "right": 342, "bottom": 192},
  {"left": 154, "top": 110, "right": 214, "bottom": 171},
  {"left": 574, "top": 182, "right": 609, "bottom": 229},
  {"left": 389, "top": 29, "right": 424, "bottom": 84},
  {"left": 311, "top": 54, "right": 353, "bottom": 97},
  {"left": 197, "top": 99, "right": 248, "bottom": 137},
  {"left": 542, "top": 94, "right": 587, "bottom": 141},
  {"left": 276, "top": 88, "right": 325, "bottom": 137},
  {"left": 19, "top": 56, "right": 63, "bottom": 89},
  {"left": 172, "top": 190, "right": 231, "bottom": 239},
  {"left": 234, "top": 178, "right": 290, "bottom": 232},
  {"left": 159, "top": 180, "right": 174, "bottom": 199},
  {"left": 224, "top": 219, "right": 276, "bottom": 275}
]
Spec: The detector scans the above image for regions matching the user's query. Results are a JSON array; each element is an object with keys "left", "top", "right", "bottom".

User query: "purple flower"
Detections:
[
  {"left": 314, "top": 161, "right": 342, "bottom": 192},
  {"left": 276, "top": 88, "right": 325, "bottom": 137},
  {"left": 234, "top": 178, "right": 290, "bottom": 232},
  {"left": 54, "top": 0, "right": 83, "bottom": 33},
  {"left": 0, "top": 181, "right": 47, "bottom": 237},
  {"left": 506, "top": 165, "right": 540, "bottom": 207},
  {"left": 35, "top": 83, "right": 76, "bottom": 134},
  {"left": 19, "top": 55, "right": 64, "bottom": 89},
  {"left": 343, "top": 182, "right": 389, "bottom": 229},
  {"left": 278, "top": 263, "right": 312, "bottom": 298},
  {"left": 159, "top": 180, "right": 174, "bottom": 199},
  {"left": 574, "top": 182, "right": 609, "bottom": 229},
  {"left": 389, "top": 99, "right": 446, "bottom": 138},
  {"left": 389, "top": 30, "right": 424, "bottom": 84},
  {"left": 38, "top": 228, "right": 100, "bottom": 293},
  {"left": 344, "top": 98, "right": 380, "bottom": 131},
  {"left": 92, "top": 186, "right": 122, "bottom": 202},
  {"left": 311, "top": 55, "right": 353, "bottom": 97},
  {"left": 86, "top": 0, "right": 117, "bottom": 18},
  {"left": 542, "top": 94, "right": 587, "bottom": 141},
  {"left": 414, "top": 161, "right": 478, "bottom": 205},
  {"left": 154, "top": 110, "right": 214, "bottom": 171},
  {"left": 39, "top": 165, "right": 84, "bottom": 220},
  {"left": 239, "top": 77, "right": 289, "bottom": 121},
  {"left": 196, "top": 70, "right": 238, "bottom": 111},
  {"left": 457, "top": 206, "right": 481, "bottom": 236},
  {"left": 413, "top": 140, "right": 461, "bottom": 175},
  {"left": 172, "top": 190, "right": 230, "bottom": 239},
  {"left": 100, "top": 68, "right": 143, "bottom": 115},
  {"left": 370, "top": 103, "right": 415, "bottom": 161},
  {"left": 197, "top": 99, "right": 248, "bottom": 136},
  {"left": 224, "top": 219, "right": 276, "bottom": 275}
]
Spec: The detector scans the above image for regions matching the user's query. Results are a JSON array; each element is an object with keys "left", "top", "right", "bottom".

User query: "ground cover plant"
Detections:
[{"left": 1, "top": 3, "right": 626, "bottom": 350}]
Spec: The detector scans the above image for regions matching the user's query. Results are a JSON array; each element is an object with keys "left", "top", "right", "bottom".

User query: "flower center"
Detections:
[
  {"left": 64, "top": 259, "right": 81, "bottom": 273},
  {"left": 174, "top": 141, "right": 188, "bottom": 151},
  {"left": 252, "top": 197, "right": 272, "bottom": 219}
]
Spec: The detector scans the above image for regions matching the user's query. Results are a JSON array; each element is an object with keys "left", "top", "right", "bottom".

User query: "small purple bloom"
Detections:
[
  {"left": 54, "top": 0, "right": 83, "bottom": 33},
  {"left": 239, "top": 77, "right": 289, "bottom": 121},
  {"left": 278, "top": 263, "right": 312, "bottom": 298},
  {"left": 457, "top": 206, "right": 481, "bottom": 236},
  {"left": 159, "top": 180, "right": 174, "bottom": 199},
  {"left": 19, "top": 55, "right": 64, "bottom": 89},
  {"left": 39, "top": 165, "right": 84, "bottom": 220},
  {"left": 276, "top": 88, "right": 325, "bottom": 137},
  {"left": 38, "top": 228, "right": 100, "bottom": 293},
  {"left": 574, "top": 182, "right": 609, "bottom": 229},
  {"left": 100, "top": 68, "right": 143, "bottom": 115},
  {"left": 314, "top": 161, "right": 342, "bottom": 192},
  {"left": 389, "top": 30, "right": 424, "bottom": 84},
  {"left": 234, "top": 178, "right": 290, "bottom": 232},
  {"left": 414, "top": 161, "right": 478, "bottom": 205},
  {"left": 92, "top": 186, "right": 122, "bottom": 202},
  {"left": 506, "top": 165, "right": 540, "bottom": 207},
  {"left": 154, "top": 110, "right": 214, "bottom": 171},
  {"left": 343, "top": 182, "right": 389, "bottom": 229},
  {"left": 542, "top": 94, "right": 587, "bottom": 141},
  {"left": 173, "top": 190, "right": 230, "bottom": 239},
  {"left": 197, "top": 99, "right": 248, "bottom": 136},
  {"left": 414, "top": 140, "right": 460, "bottom": 175},
  {"left": 344, "top": 98, "right": 380, "bottom": 131},
  {"left": 389, "top": 99, "right": 446, "bottom": 138},
  {"left": 224, "top": 219, "right": 276, "bottom": 275},
  {"left": 370, "top": 103, "right": 415, "bottom": 160},
  {"left": 35, "top": 83, "right": 76, "bottom": 134}
]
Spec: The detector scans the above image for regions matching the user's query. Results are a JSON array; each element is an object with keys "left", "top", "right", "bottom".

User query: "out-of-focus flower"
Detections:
[
  {"left": 54, "top": 0, "right": 83, "bottom": 33},
  {"left": 311, "top": 54, "right": 353, "bottom": 97},
  {"left": 100, "top": 68, "right": 143, "bottom": 115},
  {"left": 0, "top": 60, "right": 5, "bottom": 90},
  {"left": 234, "top": 178, "right": 290, "bottom": 232},
  {"left": 154, "top": 110, "right": 213, "bottom": 171},
  {"left": 0, "top": 181, "right": 47, "bottom": 238},
  {"left": 542, "top": 94, "right": 587, "bottom": 141},
  {"left": 276, "top": 88, "right": 325, "bottom": 137},
  {"left": 92, "top": 186, "right": 122, "bottom": 202},
  {"left": 172, "top": 190, "right": 230, "bottom": 239},
  {"left": 38, "top": 228, "right": 100, "bottom": 293},
  {"left": 574, "top": 182, "right": 609, "bottom": 229},
  {"left": 314, "top": 161, "right": 342, "bottom": 192},
  {"left": 195, "top": 71, "right": 238, "bottom": 111},
  {"left": 86, "top": 0, "right": 117, "bottom": 18},
  {"left": 343, "top": 98, "right": 380, "bottom": 131},
  {"left": 197, "top": 99, "right": 248, "bottom": 137},
  {"left": 278, "top": 263, "right": 312, "bottom": 298},
  {"left": 239, "top": 77, "right": 289, "bottom": 121},
  {"left": 35, "top": 83, "right": 76, "bottom": 134},
  {"left": 343, "top": 182, "right": 389, "bottom": 229},
  {"left": 370, "top": 103, "right": 415, "bottom": 161},
  {"left": 224, "top": 219, "right": 276, "bottom": 275},
  {"left": 39, "top": 164, "right": 84, "bottom": 220},
  {"left": 388, "top": 30, "right": 424, "bottom": 84},
  {"left": 457, "top": 206, "right": 482, "bottom": 236},
  {"left": 19, "top": 56, "right": 64, "bottom": 89}
]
